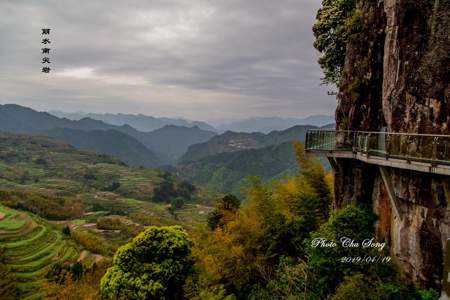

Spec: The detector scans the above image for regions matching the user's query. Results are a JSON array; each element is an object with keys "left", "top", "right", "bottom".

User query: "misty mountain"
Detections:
[
  {"left": 0, "top": 104, "right": 163, "bottom": 167},
  {"left": 49, "top": 110, "right": 216, "bottom": 132},
  {"left": 179, "top": 125, "right": 315, "bottom": 163},
  {"left": 217, "top": 115, "right": 334, "bottom": 133},
  {"left": 45, "top": 128, "right": 162, "bottom": 167},
  {"left": 135, "top": 125, "right": 216, "bottom": 162},
  {"left": 0, "top": 104, "right": 217, "bottom": 164},
  {"left": 0, "top": 104, "right": 116, "bottom": 132}
]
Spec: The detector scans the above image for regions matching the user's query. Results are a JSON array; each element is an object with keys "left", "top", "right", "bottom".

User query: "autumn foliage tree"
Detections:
[{"left": 193, "top": 142, "right": 332, "bottom": 296}]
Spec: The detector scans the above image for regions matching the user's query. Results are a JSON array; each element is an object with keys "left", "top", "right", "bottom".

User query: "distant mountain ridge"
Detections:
[
  {"left": 45, "top": 128, "right": 162, "bottom": 167},
  {"left": 138, "top": 125, "right": 216, "bottom": 162},
  {"left": 176, "top": 124, "right": 329, "bottom": 195},
  {"left": 217, "top": 115, "right": 334, "bottom": 133},
  {"left": 179, "top": 125, "right": 316, "bottom": 163},
  {"left": 0, "top": 104, "right": 215, "bottom": 166},
  {"left": 49, "top": 111, "right": 216, "bottom": 132}
]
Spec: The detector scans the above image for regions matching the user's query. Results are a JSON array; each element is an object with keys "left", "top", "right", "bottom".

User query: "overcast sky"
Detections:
[{"left": 0, "top": 0, "right": 335, "bottom": 123}]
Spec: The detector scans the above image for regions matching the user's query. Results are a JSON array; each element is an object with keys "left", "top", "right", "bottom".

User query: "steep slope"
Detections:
[
  {"left": 49, "top": 111, "right": 216, "bottom": 132},
  {"left": 329, "top": 0, "right": 450, "bottom": 289},
  {"left": 0, "top": 205, "right": 78, "bottom": 299},
  {"left": 179, "top": 125, "right": 315, "bottom": 163},
  {"left": 177, "top": 142, "right": 298, "bottom": 195},
  {"left": 136, "top": 125, "right": 216, "bottom": 162},
  {"left": 45, "top": 128, "right": 162, "bottom": 167}
]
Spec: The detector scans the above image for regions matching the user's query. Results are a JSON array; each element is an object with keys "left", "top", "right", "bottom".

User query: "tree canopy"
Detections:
[
  {"left": 313, "top": 0, "right": 359, "bottom": 85},
  {"left": 101, "top": 226, "right": 193, "bottom": 300}
]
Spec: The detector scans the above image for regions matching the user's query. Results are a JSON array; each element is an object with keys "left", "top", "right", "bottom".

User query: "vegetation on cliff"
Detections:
[{"left": 313, "top": 0, "right": 360, "bottom": 85}]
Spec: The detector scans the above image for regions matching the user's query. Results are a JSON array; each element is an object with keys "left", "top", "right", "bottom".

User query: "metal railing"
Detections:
[{"left": 305, "top": 130, "right": 450, "bottom": 166}]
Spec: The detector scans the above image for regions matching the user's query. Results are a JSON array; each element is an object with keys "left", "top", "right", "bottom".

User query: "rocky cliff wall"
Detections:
[{"left": 335, "top": 0, "right": 450, "bottom": 288}]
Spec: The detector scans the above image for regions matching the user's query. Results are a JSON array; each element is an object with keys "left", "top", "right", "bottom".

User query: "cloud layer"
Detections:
[{"left": 0, "top": 0, "right": 335, "bottom": 122}]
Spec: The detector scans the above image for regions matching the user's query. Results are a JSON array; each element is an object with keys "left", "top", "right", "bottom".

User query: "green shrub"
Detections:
[{"left": 101, "top": 226, "right": 194, "bottom": 300}]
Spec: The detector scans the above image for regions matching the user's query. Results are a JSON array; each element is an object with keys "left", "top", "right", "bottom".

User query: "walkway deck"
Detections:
[{"left": 305, "top": 130, "right": 450, "bottom": 176}]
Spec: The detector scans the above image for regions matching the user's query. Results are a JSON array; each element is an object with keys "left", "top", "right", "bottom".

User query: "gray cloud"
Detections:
[{"left": 0, "top": 0, "right": 335, "bottom": 122}]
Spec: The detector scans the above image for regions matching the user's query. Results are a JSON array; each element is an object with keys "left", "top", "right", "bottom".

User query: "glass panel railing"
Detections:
[{"left": 306, "top": 130, "right": 450, "bottom": 166}]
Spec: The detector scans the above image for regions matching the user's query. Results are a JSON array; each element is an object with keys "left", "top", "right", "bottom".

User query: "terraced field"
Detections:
[{"left": 0, "top": 205, "right": 79, "bottom": 299}]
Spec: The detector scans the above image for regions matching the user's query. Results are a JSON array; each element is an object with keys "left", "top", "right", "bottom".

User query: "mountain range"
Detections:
[
  {"left": 0, "top": 104, "right": 331, "bottom": 194},
  {"left": 176, "top": 124, "right": 329, "bottom": 194},
  {"left": 0, "top": 104, "right": 214, "bottom": 166},
  {"left": 179, "top": 125, "right": 315, "bottom": 163},
  {"left": 49, "top": 111, "right": 216, "bottom": 132},
  {"left": 176, "top": 141, "right": 300, "bottom": 195},
  {"left": 49, "top": 111, "right": 335, "bottom": 134},
  {"left": 216, "top": 115, "right": 334, "bottom": 133}
]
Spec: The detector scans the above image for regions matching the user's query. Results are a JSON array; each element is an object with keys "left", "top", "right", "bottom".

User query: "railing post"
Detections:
[
  {"left": 432, "top": 137, "right": 438, "bottom": 167},
  {"left": 386, "top": 133, "right": 390, "bottom": 160},
  {"left": 305, "top": 131, "right": 309, "bottom": 150},
  {"left": 366, "top": 133, "right": 370, "bottom": 157}
]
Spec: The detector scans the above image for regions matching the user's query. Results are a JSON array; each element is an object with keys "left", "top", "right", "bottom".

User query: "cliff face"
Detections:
[{"left": 335, "top": 0, "right": 450, "bottom": 288}]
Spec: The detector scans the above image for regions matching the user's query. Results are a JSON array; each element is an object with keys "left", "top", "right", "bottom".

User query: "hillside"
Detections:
[
  {"left": 49, "top": 111, "right": 216, "bottom": 132},
  {"left": 0, "top": 133, "right": 214, "bottom": 297},
  {"left": 0, "top": 104, "right": 216, "bottom": 165},
  {"left": 0, "top": 133, "right": 203, "bottom": 204},
  {"left": 131, "top": 125, "right": 216, "bottom": 163},
  {"left": 45, "top": 128, "right": 162, "bottom": 167},
  {"left": 179, "top": 125, "right": 315, "bottom": 163},
  {"left": 0, "top": 205, "right": 78, "bottom": 299},
  {"left": 217, "top": 115, "right": 334, "bottom": 133},
  {"left": 177, "top": 142, "right": 299, "bottom": 195}
]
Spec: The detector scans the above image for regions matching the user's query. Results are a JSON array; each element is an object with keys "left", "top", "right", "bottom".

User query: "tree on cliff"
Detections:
[
  {"left": 313, "top": 0, "right": 360, "bottom": 85},
  {"left": 100, "top": 226, "right": 194, "bottom": 300}
]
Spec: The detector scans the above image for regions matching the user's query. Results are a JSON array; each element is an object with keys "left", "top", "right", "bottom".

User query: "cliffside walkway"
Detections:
[
  {"left": 305, "top": 129, "right": 450, "bottom": 176},
  {"left": 305, "top": 129, "right": 450, "bottom": 221}
]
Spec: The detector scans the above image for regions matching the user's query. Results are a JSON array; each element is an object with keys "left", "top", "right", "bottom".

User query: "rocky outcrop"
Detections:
[{"left": 334, "top": 0, "right": 450, "bottom": 289}]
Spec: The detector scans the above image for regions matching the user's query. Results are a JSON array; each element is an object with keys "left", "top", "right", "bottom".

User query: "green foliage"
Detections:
[
  {"left": 0, "top": 190, "right": 84, "bottom": 220},
  {"left": 153, "top": 174, "right": 197, "bottom": 203},
  {"left": 248, "top": 257, "right": 309, "bottom": 300},
  {"left": 0, "top": 247, "right": 17, "bottom": 300},
  {"left": 303, "top": 204, "right": 420, "bottom": 299},
  {"left": 176, "top": 181, "right": 197, "bottom": 200},
  {"left": 195, "top": 146, "right": 332, "bottom": 295},
  {"left": 70, "top": 262, "right": 84, "bottom": 279},
  {"left": 207, "top": 194, "right": 241, "bottom": 230},
  {"left": 101, "top": 226, "right": 194, "bottom": 300},
  {"left": 177, "top": 142, "right": 300, "bottom": 196},
  {"left": 418, "top": 288, "right": 440, "bottom": 300},
  {"left": 313, "top": 0, "right": 360, "bottom": 85},
  {"left": 171, "top": 197, "right": 185, "bottom": 209},
  {"left": 305, "top": 204, "right": 377, "bottom": 297},
  {"left": 62, "top": 225, "right": 71, "bottom": 235},
  {"left": 70, "top": 229, "right": 116, "bottom": 256},
  {"left": 0, "top": 205, "right": 78, "bottom": 298}
]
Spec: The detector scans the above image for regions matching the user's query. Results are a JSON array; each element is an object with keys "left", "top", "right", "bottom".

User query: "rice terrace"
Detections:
[{"left": 0, "top": 205, "right": 78, "bottom": 299}]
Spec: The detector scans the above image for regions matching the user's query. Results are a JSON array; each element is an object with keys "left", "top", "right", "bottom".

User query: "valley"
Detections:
[{"left": 0, "top": 133, "right": 215, "bottom": 299}]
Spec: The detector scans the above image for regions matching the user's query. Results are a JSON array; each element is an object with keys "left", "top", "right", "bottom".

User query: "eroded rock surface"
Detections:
[{"left": 334, "top": 0, "right": 450, "bottom": 288}]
